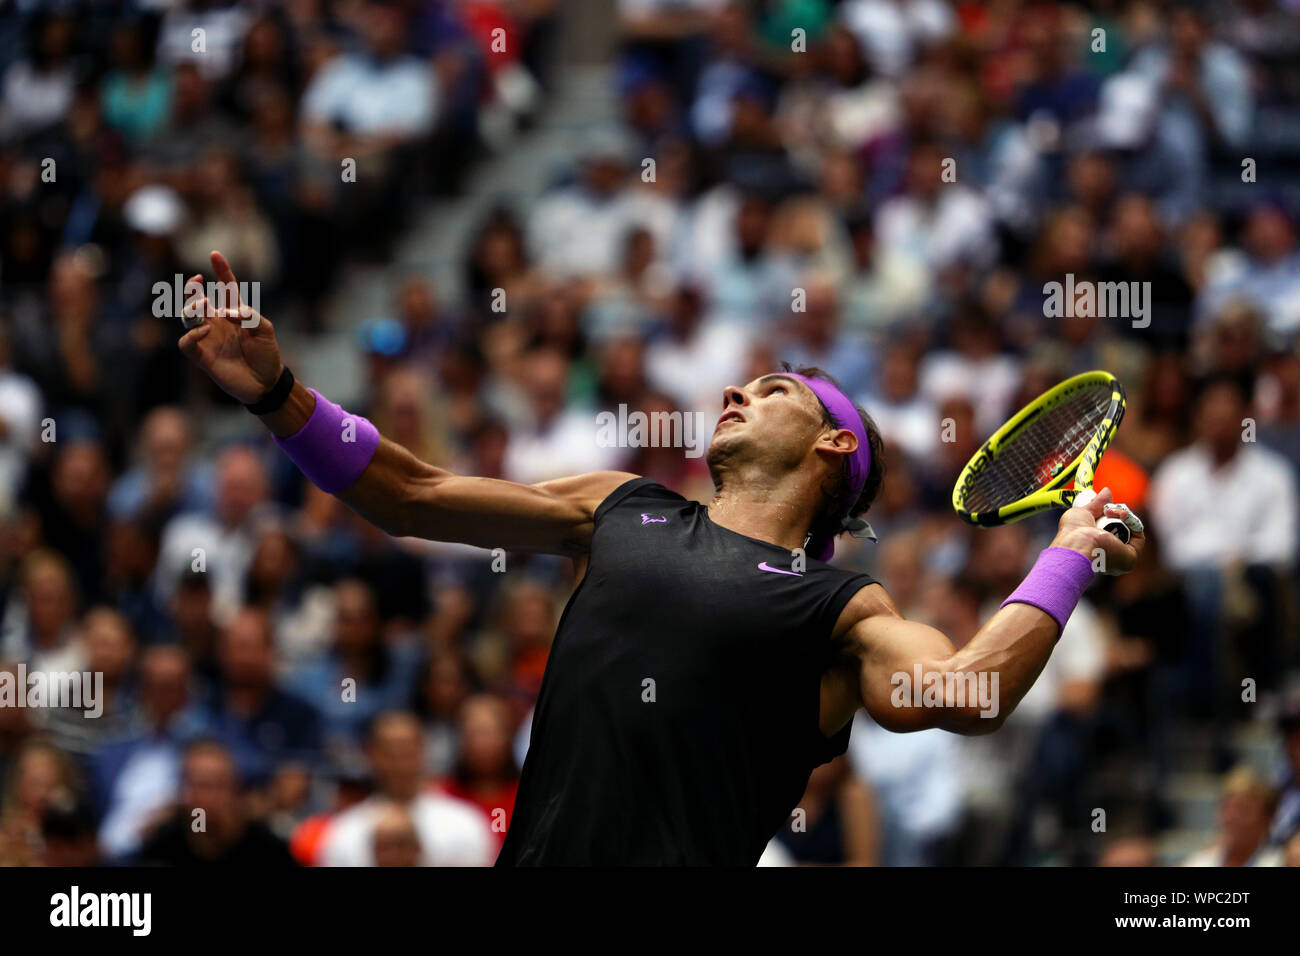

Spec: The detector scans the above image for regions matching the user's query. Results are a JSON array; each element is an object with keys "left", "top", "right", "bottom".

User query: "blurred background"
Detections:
[{"left": 1, "top": 0, "right": 1299, "bottom": 868}]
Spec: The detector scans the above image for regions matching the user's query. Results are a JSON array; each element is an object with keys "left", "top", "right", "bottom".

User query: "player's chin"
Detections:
[{"left": 705, "top": 428, "right": 741, "bottom": 461}]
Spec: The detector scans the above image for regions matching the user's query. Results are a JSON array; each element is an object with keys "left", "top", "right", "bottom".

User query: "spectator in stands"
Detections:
[
  {"left": 436, "top": 694, "right": 519, "bottom": 846},
  {"left": 0, "top": 323, "right": 42, "bottom": 512},
  {"left": 108, "top": 405, "right": 213, "bottom": 523},
  {"left": 242, "top": 521, "right": 333, "bottom": 671},
  {"left": 1269, "top": 693, "right": 1300, "bottom": 847},
  {"left": 164, "top": 568, "right": 221, "bottom": 687},
  {"left": 1149, "top": 374, "right": 1297, "bottom": 716},
  {"left": 136, "top": 737, "right": 296, "bottom": 866},
  {"left": 1183, "top": 765, "right": 1282, "bottom": 866},
  {"left": 0, "top": 738, "right": 79, "bottom": 866},
  {"left": 318, "top": 711, "right": 494, "bottom": 866},
  {"left": 288, "top": 579, "right": 420, "bottom": 770},
  {"left": 39, "top": 606, "right": 139, "bottom": 764},
  {"left": 847, "top": 712, "right": 959, "bottom": 866},
  {"left": 1286, "top": 832, "right": 1300, "bottom": 867},
  {"left": 1097, "top": 834, "right": 1158, "bottom": 867},
  {"left": 100, "top": 18, "right": 172, "bottom": 146},
  {"left": 154, "top": 443, "right": 275, "bottom": 619},
  {"left": 774, "top": 754, "right": 877, "bottom": 866},
  {"left": 1198, "top": 201, "right": 1300, "bottom": 341},
  {"left": 39, "top": 794, "right": 101, "bottom": 867},
  {"left": 861, "top": 342, "right": 937, "bottom": 466},
  {"left": 1258, "top": 344, "right": 1300, "bottom": 479},
  {"left": 300, "top": 0, "right": 437, "bottom": 254},
  {"left": 371, "top": 799, "right": 422, "bottom": 867},
  {"left": 0, "top": 549, "right": 84, "bottom": 673},
  {"left": 0, "top": 13, "right": 77, "bottom": 140},
  {"left": 502, "top": 346, "right": 620, "bottom": 484},
  {"left": 0, "top": 664, "right": 36, "bottom": 799},
  {"left": 200, "top": 606, "right": 320, "bottom": 786},
  {"left": 1152, "top": 375, "right": 1295, "bottom": 560},
  {"left": 93, "top": 645, "right": 208, "bottom": 861}
]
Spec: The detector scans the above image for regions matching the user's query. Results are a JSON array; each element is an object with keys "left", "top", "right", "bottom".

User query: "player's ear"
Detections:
[{"left": 816, "top": 427, "right": 859, "bottom": 461}]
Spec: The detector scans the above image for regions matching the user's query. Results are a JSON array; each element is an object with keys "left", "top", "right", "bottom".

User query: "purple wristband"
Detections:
[
  {"left": 1000, "top": 546, "right": 1095, "bottom": 637},
  {"left": 274, "top": 389, "right": 379, "bottom": 494}
]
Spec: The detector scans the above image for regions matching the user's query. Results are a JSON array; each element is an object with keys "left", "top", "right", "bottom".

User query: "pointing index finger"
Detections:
[{"left": 210, "top": 250, "right": 241, "bottom": 303}]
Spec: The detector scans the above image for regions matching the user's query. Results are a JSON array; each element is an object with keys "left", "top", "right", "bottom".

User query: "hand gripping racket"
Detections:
[{"left": 952, "top": 370, "right": 1133, "bottom": 544}]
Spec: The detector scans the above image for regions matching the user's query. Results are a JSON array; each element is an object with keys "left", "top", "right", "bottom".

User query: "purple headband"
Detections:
[{"left": 785, "top": 373, "right": 872, "bottom": 561}]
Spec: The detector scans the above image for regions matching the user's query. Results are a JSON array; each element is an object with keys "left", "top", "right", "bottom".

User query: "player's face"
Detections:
[{"left": 706, "top": 374, "right": 826, "bottom": 475}]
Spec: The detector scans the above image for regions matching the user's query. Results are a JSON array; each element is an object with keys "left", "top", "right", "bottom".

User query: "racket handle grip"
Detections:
[{"left": 1096, "top": 515, "right": 1131, "bottom": 544}]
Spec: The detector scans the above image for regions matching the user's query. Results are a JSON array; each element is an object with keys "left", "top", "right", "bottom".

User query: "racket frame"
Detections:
[{"left": 952, "top": 370, "right": 1127, "bottom": 528}]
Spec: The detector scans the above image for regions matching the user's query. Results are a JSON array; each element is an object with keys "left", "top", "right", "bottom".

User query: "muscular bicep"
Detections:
[
  {"left": 823, "top": 585, "right": 953, "bottom": 735},
  {"left": 850, "top": 615, "right": 959, "bottom": 732}
]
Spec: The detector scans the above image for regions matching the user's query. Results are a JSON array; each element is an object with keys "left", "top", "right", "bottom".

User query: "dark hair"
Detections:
[
  {"left": 1193, "top": 371, "right": 1253, "bottom": 407},
  {"left": 781, "top": 363, "right": 886, "bottom": 546},
  {"left": 41, "top": 795, "right": 97, "bottom": 841}
]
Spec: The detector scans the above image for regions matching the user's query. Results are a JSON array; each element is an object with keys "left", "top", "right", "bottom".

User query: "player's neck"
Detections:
[{"left": 707, "top": 474, "right": 818, "bottom": 553}]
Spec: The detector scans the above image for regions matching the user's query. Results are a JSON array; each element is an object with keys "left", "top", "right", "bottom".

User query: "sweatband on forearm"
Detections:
[
  {"left": 273, "top": 389, "right": 379, "bottom": 494},
  {"left": 999, "top": 547, "right": 1095, "bottom": 637}
]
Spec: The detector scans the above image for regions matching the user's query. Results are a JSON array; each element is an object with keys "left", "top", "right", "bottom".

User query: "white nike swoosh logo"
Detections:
[{"left": 757, "top": 562, "right": 803, "bottom": 577}]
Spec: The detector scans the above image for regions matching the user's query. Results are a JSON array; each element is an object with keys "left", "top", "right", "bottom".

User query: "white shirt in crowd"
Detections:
[
  {"left": 839, "top": 0, "right": 956, "bottom": 78},
  {"left": 153, "top": 511, "right": 264, "bottom": 620},
  {"left": 156, "top": 5, "right": 250, "bottom": 82},
  {"left": 874, "top": 184, "right": 998, "bottom": 274},
  {"left": 916, "top": 349, "right": 1022, "bottom": 438},
  {"left": 98, "top": 743, "right": 182, "bottom": 861},
  {"left": 645, "top": 319, "right": 749, "bottom": 423},
  {"left": 861, "top": 392, "right": 940, "bottom": 465},
  {"left": 847, "top": 711, "right": 964, "bottom": 849},
  {"left": 526, "top": 185, "right": 677, "bottom": 280},
  {"left": 503, "top": 408, "right": 622, "bottom": 486},
  {"left": 0, "top": 367, "right": 42, "bottom": 513},
  {"left": 1182, "top": 843, "right": 1282, "bottom": 867},
  {"left": 1149, "top": 443, "right": 1298, "bottom": 571},
  {"left": 301, "top": 54, "right": 438, "bottom": 138},
  {"left": 319, "top": 792, "right": 495, "bottom": 867}
]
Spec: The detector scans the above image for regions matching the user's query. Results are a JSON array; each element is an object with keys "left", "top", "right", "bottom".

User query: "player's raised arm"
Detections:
[
  {"left": 838, "top": 490, "right": 1145, "bottom": 736},
  {"left": 178, "top": 251, "right": 636, "bottom": 555}
]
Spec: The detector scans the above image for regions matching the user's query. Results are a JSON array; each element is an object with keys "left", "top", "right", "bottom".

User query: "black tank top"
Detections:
[{"left": 496, "top": 478, "right": 877, "bottom": 866}]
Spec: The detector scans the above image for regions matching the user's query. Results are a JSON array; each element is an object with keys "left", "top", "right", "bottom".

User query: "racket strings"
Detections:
[{"left": 962, "top": 387, "right": 1111, "bottom": 513}]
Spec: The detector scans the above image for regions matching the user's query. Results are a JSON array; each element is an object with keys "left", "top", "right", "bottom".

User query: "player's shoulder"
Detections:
[
  {"left": 529, "top": 471, "right": 644, "bottom": 519},
  {"left": 831, "top": 579, "right": 902, "bottom": 640},
  {"left": 588, "top": 474, "right": 689, "bottom": 517}
]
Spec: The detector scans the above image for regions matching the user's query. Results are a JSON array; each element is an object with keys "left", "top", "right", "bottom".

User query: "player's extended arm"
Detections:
[
  {"left": 839, "top": 491, "right": 1144, "bottom": 735},
  {"left": 177, "top": 252, "right": 636, "bottom": 556}
]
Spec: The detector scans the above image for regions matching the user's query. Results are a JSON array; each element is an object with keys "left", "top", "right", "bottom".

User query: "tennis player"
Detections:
[{"left": 179, "top": 252, "right": 1146, "bottom": 865}]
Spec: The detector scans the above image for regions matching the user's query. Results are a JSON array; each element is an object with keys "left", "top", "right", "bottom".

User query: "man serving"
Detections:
[{"left": 179, "top": 252, "right": 1144, "bottom": 865}]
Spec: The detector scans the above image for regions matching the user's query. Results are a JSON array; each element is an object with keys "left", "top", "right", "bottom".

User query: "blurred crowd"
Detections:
[{"left": 2, "top": 0, "right": 1300, "bottom": 867}]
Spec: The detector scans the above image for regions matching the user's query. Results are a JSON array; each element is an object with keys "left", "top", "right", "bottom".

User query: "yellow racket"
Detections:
[{"left": 952, "top": 370, "right": 1131, "bottom": 543}]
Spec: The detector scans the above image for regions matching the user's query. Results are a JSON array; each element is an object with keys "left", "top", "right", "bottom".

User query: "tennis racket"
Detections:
[{"left": 952, "top": 370, "right": 1132, "bottom": 544}]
